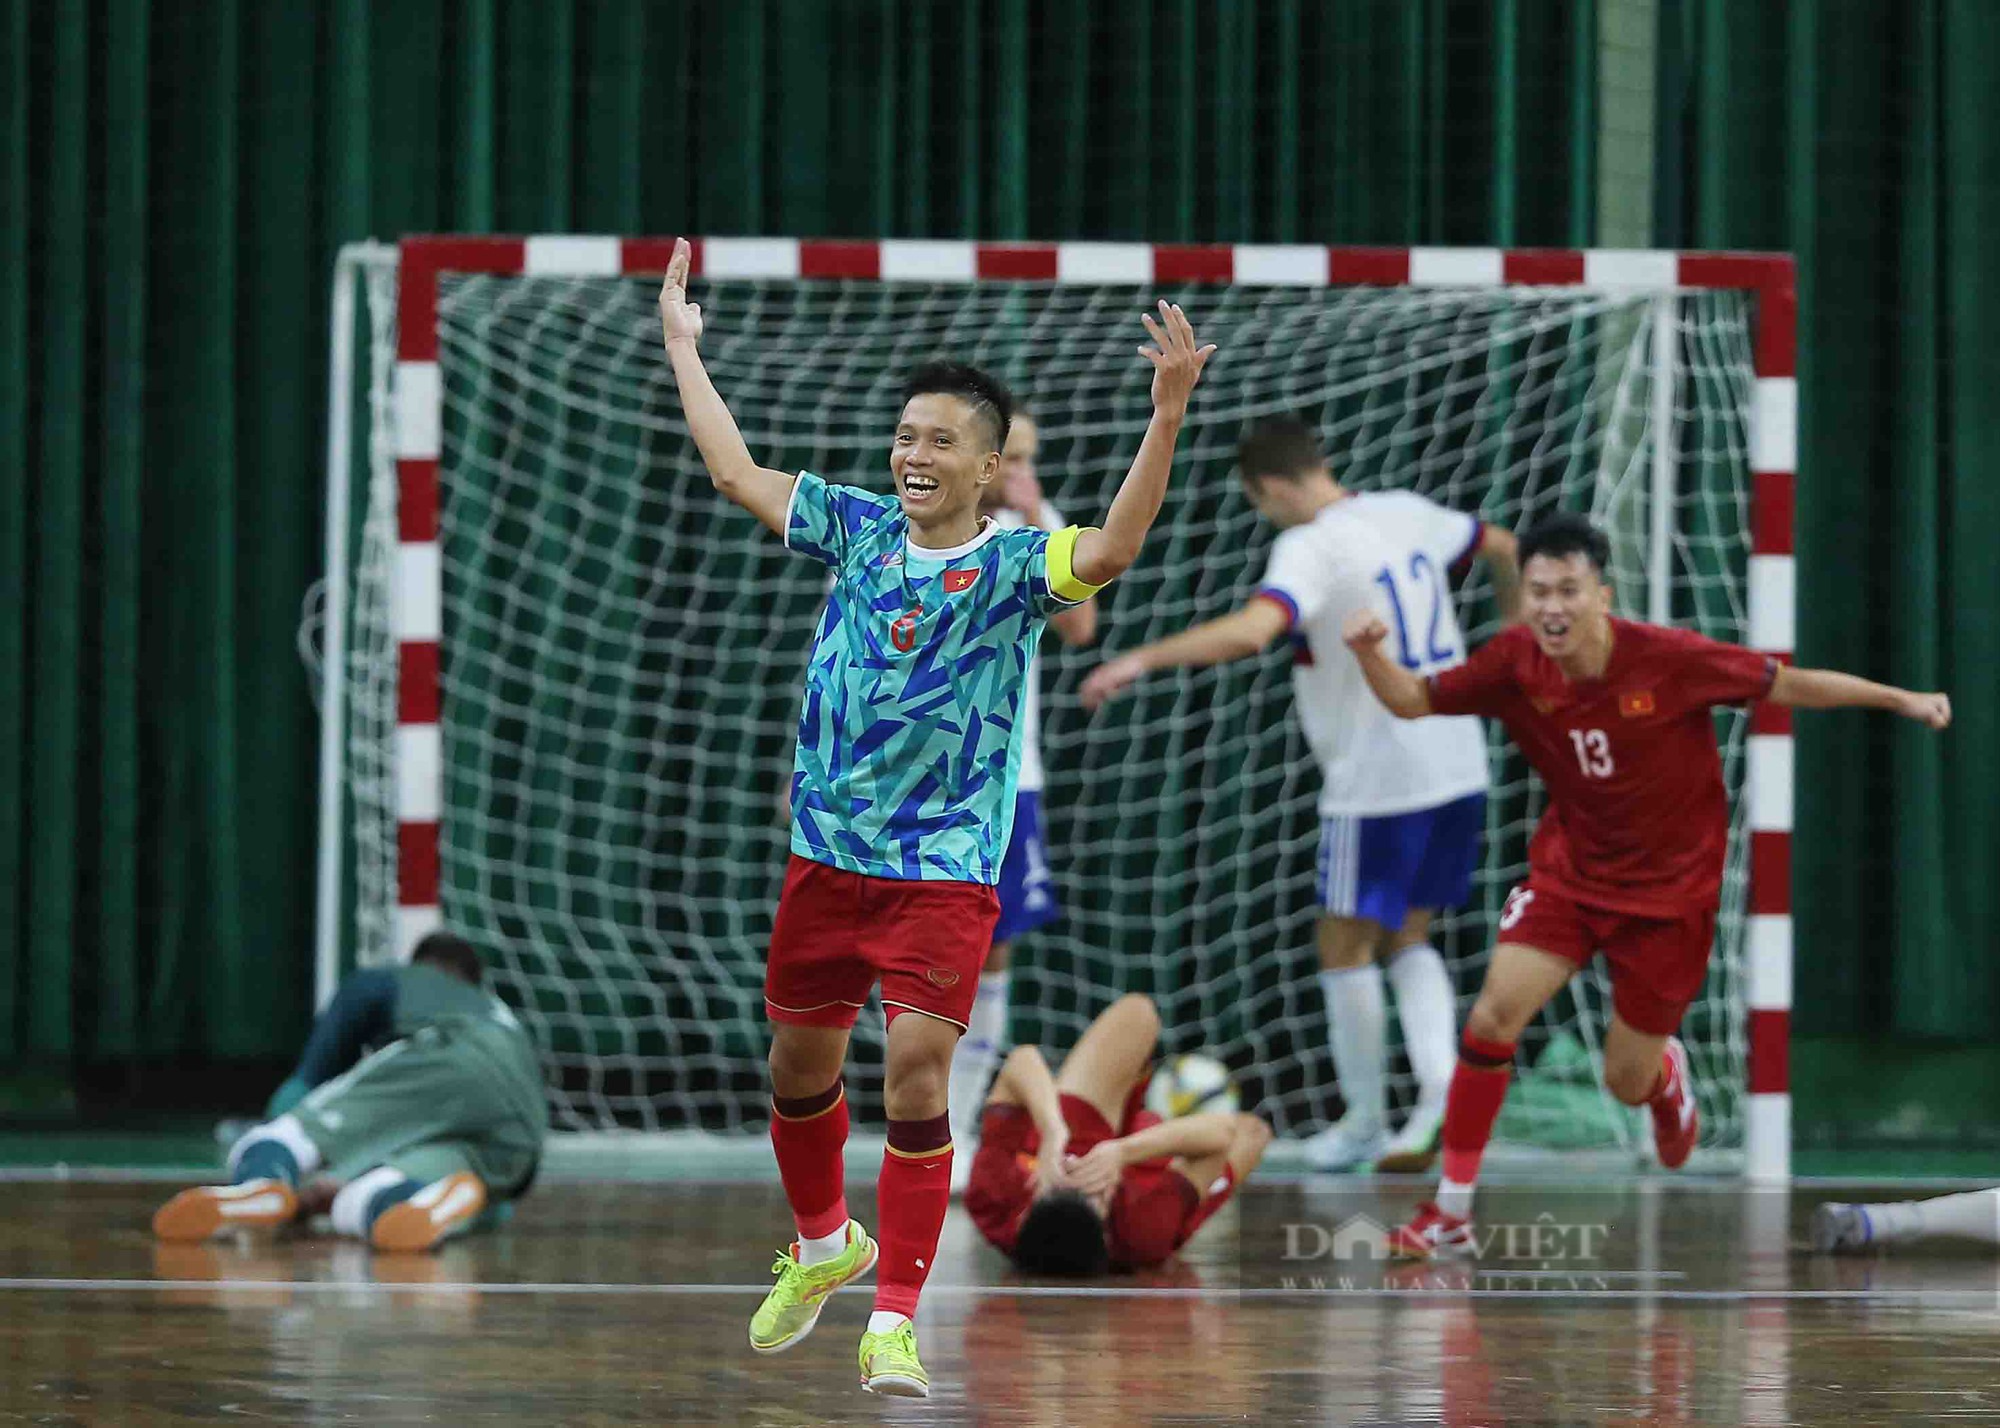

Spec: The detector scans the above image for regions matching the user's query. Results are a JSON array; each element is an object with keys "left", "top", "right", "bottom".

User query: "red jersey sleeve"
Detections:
[
  {"left": 1667, "top": 629, "right": 1779, "bottom": 709},
  {"left": 1426, "top": 628, "right": 1525, "bottom": 718},
  {"left": 964, "top": 1105, "right": 1037, "bottom": 1253}
]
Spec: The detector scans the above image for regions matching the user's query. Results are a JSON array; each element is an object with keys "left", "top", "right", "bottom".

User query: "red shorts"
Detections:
[
  {"left": 763, "top": 854, "right": 1000, "bottom": 1031},
  {"left": 1496, "top": 878, "right": 1717, "bottom": 1036}
]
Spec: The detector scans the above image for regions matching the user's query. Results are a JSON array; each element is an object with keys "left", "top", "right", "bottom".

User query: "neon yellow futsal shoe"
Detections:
[
  {"left": 858, "top": 1319, "right": 929, "bottom": 1398},
  {"left": 747, "top": 1219, "right": 878, "bottom": 1354}
]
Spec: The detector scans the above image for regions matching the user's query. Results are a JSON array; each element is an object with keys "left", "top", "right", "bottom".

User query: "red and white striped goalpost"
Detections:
[{"left": 366, "top": 236, "right": 1796, "bottom": 1181}]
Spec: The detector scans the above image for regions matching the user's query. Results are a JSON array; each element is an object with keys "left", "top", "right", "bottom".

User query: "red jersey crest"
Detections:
[
  {"left": 1619, "top": 689, "right": 1657, "bottom": 717},
  {"left": 943, "top": 568, "right": 979, "bottom": 593}
]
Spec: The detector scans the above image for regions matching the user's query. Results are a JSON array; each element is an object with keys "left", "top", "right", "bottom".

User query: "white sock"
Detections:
[
  {"left": 796, "top": 1224, "right": 849, "bottom": 1267},
  {"left": 1871, "top": 1188, "right": 2000, "bottom": 1245},
  {"left": 948, "top": 972, "right": 1011, "bottom": 1145},
  {"left": 329, "top": 1166, "right": 413, "bottom": 1238},
  {"left": 1386, "top": 944, "right": 1458, "bottom": 1106},
  {"left": 1436, "top": 1178, "right": 1476, "bottom": 1220},
  {"left": 1319, "top": 965, "right": 1386, "bottom": 1132},
  {"left": 226, "top": 1112, "right": 323, "bottom": 1181},
  {"left": 867, "top": 1311, "right": 911, "bottom": 1334}
]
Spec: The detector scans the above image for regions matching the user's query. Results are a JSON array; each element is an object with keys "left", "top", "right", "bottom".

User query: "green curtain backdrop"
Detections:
[
  {"left": 0, "top": 0, "right": 1991, "bottom": 1066},
  {"left": 1659, "top": 0, "right": 2000, "bottom": 1037}
]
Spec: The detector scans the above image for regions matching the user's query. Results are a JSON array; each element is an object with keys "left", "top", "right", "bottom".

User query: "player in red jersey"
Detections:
[
  {"left": 1342, "top": 513, "right": 1950, "bottom": 1258},
  {"left": 963, "top": 994, "right": 1272, "bottom": 1274}
]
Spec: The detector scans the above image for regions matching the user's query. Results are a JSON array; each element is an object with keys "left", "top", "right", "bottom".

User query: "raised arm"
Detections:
[
  {"left": 1078, "top": 599, "right": 1289, "bottom": 712},
  {"left": 657, "top": 237, "right": 797, "bottom": 536},
  {"left": 1771, "top": 665, "right": 1951, "bottom": 728},
  {"left": 1341, "top": 607, "right": 1433, "bottom": 719},
  {"left": 985, "top": 1044, "right": 1071, "bottom": 1184},
  {"left": 1479, "top": 524, "right": 1523, "bottom": 623},
  {"left": 1068, "top": 302, "right": 1216, "bottom": 588}
]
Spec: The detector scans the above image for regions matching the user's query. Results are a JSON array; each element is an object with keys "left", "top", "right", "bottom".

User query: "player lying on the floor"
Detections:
[
  {"left": 964, "top": 994, "right": 1272, "bottom": 1274},
  {"left": 1814, "top": 1188, "right": 2000, "bottom": 1253},
  {"left": 153, "top": 931, "right": 547, "bottom": 1253}
]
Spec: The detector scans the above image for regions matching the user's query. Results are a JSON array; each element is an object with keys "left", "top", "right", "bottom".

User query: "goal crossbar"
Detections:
[{"left": 319, "top": 235, "right": 1797, "bottom": 1182}]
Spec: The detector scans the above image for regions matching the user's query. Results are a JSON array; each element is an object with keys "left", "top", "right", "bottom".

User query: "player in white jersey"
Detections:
[
  {"left": 948, "top": 410, "right": 1099, "bottom": 1183},
  {"left": 1081, "top": 417, "right": 1520, "bottom": 1171}
]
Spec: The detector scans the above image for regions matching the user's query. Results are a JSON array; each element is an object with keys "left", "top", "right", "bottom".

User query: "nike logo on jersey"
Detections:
[{"left": 943, "top": 568, "right": 979, "bottom": 593}]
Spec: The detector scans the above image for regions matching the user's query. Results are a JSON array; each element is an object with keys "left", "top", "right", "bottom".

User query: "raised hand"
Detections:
[
  {"left": 1901, "top": 691, "right": 1952, "bottom": 730},
  {"left": 658, "top": 237, "right": 703, "bottom": 350},
  {"left": 1139, "top": 301, "right": 1216, "bottom": 416},
  {"left": 1342, "top": 607, "right": 1391, "bottom": 653}
]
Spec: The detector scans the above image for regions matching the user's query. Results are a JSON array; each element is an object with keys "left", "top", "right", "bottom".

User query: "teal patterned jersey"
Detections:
[{"left": 784, "top": 471, "right": 1106, "bottom": 883}]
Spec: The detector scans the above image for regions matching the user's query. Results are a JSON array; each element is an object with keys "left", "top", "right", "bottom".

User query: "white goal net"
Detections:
[{"left": 328, "top": 245, "right": 1759, "bottom": 1162}]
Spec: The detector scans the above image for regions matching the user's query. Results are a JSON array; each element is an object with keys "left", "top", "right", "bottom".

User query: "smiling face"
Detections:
[
  {"left": 891, "top": 392, "right": 1001, "bottom": 538},
  {"left": 1522, "top": 550, "right": 1614, "bottom": 662}
]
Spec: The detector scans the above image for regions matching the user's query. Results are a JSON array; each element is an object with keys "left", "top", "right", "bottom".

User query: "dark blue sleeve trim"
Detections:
[{"left": 1252, "top": 587, "right": 1301, "bottom": 630}]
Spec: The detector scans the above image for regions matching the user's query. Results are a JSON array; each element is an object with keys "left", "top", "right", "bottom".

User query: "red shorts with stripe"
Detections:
[
  {"left": 1497, "top": 877, "right": 1717, "bottom": 1036},
  {"left": 763, "top": 854, "right": 1000, "bottom": 1031}
]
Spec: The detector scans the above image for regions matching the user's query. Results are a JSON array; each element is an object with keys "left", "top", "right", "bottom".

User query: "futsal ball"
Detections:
[{"left": 1145, "top": 1053, "right": 1241, "bottom": 1119}]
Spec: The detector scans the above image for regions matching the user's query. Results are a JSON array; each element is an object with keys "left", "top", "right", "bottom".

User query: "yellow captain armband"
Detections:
[{"left": 1045, "top": 525, "right": 1110, "bottom": 604}]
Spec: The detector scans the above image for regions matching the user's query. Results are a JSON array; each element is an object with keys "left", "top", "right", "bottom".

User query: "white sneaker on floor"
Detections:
[
  {"left": 1375, "top": 1100, "right": 1446, "bottom": 1173},
  {"left": 1303, "top": 1117, "right": 1387, "bottom": 1173},
  {"left": 1811, "top": 1202, "right": 1874, "bottom": 1253}
]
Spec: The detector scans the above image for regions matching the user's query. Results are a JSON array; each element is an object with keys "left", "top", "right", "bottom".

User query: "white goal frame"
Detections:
[{"left": 318, "top": 235, "right": 1798, "bottom": 1182}]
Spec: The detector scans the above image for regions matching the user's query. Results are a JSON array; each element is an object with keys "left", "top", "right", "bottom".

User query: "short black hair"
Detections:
[
  {"left": 900, "top": 361, "right": 1014, "bottom": 453},
  {"left": 411, "top": 931, "right": 485, "bottom": 987},
  {"left": 1010, "top": 1190, "right": 1109, "bottom": 1277},
  {"left": 1236, "top": 415, "right": 1325, "bottom": 484},
  {"left": 1518, "top": 513, "right": 1612, "bottom": 578}
]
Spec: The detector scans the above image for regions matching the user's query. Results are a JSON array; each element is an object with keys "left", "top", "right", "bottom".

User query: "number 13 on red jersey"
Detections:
[{"left": 1568, "top": 728, "right": 1613, "bottom": 778}]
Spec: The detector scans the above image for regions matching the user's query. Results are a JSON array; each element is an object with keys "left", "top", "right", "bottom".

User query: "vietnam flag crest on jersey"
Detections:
[
  {"left": 944, "top": 568, "right": 979, "bottom": 593},
  {"left": 1619, "top": 689, "right": 1658, "bottom": 717}
]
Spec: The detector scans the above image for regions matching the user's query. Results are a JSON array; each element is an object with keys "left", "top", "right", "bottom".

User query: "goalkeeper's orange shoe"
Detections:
[
  {"left": 152, "top": 1179, "right": 300, "bottom": 1242},
  {"left": 370, "top": 1172, "right": 489, "bottom": 1253}
]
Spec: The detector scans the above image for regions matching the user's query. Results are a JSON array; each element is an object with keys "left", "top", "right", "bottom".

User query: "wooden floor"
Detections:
[{"left": 4, "top": 1176, "right": 1999, "bottom": 1425}]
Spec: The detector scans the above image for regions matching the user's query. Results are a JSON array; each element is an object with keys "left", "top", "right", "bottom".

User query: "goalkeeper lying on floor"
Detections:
[{"left": 153, "top": 931, "right": 547, "bottom": 1252}]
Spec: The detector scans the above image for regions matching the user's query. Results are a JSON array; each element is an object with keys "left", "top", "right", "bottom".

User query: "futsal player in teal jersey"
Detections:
[{"left": 658, "top": 238, "right": 1213, "bottom": 1397}]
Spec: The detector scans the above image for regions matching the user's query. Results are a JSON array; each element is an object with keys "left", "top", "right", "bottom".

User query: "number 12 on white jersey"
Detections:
[{"left": 1372, "top": 553, "right": 1460, "bottom": 673}]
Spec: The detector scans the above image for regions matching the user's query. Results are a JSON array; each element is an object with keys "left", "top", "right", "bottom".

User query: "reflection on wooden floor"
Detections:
[{"left": 1, "top": 1178, "right": 1997, "bottom": 1425}]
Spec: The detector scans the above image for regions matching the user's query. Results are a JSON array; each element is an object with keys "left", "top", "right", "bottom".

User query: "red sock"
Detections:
[
  {"left": 872, "top": 1112, "right": 952, "bottom": 1318},
  {"left": 1439, "top": 1035, "right": 1515, "bottom": 1188},
  {"left": 771, "top": 1081, "right": 849, "bottom": 1242}
]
